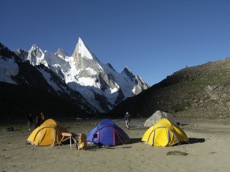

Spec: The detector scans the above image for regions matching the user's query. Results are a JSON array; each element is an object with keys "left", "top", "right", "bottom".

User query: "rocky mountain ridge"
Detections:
[{"left": 109, "top": 58, "right": 230, "bottom": 119}]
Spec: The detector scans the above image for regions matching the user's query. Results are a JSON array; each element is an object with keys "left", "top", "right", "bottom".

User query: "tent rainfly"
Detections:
[
  {"left": 87, "top": 119, "right": 130, "bottom": 146},
  {"left": 27, "top": 119, "right": 68, "bottom": 146},
  {"left": 142, "top": 118, "right": 188, "bottom": 147}
]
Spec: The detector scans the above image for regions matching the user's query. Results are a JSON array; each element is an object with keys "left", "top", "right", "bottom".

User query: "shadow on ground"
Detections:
[
  {"left": 130, "top": 138, "right": 142, "bottom": 144},
  {"left": 188, "top": 138, "right": 205, "bottom": 144}
]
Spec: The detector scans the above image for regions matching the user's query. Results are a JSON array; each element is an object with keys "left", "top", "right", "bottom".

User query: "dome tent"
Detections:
[
  {"left": 27, "top": 119, "right": 68, "bottom": 146},
  {"left": 142, "top": 118, "right": 188, "bottom": 147},
  {"left": 86, "top": 119, "right": 130, "bottom": 146}
]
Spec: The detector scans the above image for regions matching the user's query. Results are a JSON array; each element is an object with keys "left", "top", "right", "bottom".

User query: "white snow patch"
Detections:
[
  {"left": 0, "top": 57, "right": 19, "bottom": 84},
  {"left": 77, "top": 77, "right": 98, "bottom": 87},
  {"left": 39, "top": 68, "right": 61, "bottom": 92},
  {"left": 132, "top": 87, "right": 136, "bottom": 94},
  {"left": 78, "top": 38, "right": 93, "bottom": 59},
  {"left": 110, "top": 87, "right": 119, "bottom": 94},
  {"left": 86, "top": 67, "right": 97, "bottom": 75}
]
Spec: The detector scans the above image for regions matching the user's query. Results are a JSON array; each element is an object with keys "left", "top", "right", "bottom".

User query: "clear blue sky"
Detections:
[{"left": 1, "top": 0, "right": 230, "bottom": 86}]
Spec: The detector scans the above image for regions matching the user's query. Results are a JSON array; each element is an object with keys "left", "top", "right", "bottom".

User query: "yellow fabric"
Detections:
[
  {"left": 141, "top": 118, "right": 188, "bottom": 147},
  {"left": 78, "top": 133, "right": 87, "bottom": 150},
  {"left": 27, "top": 119, "right": 68, "bottom": 146}
]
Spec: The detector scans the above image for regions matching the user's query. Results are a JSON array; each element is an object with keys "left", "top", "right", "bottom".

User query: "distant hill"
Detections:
[{"left": 109, "top": 58, "right": 230, "bottom": 119}]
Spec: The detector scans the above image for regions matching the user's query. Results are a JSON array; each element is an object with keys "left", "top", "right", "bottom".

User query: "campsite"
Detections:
[{"left": 1, "top": 117, "right": 230, "bottom": 172}]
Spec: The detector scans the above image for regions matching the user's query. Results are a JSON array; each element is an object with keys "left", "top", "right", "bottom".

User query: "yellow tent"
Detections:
[
  {"left": 27, "top": 119, "right": 68, "bottom": 146},
  {"left": 141, "top": 118, "right": 188, "bottom": 147}
]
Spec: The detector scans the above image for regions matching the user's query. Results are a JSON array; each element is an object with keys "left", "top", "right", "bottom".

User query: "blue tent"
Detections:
[{"left": 86, "top": 119, "right": 130, "bottom": 146}]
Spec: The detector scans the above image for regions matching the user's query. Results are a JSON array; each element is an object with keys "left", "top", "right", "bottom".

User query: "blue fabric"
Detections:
[{"left": 86, "top": 119, "right": 129, "bottom": 146}]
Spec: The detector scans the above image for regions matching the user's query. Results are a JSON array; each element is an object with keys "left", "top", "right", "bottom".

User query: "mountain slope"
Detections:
[
  {"left": 0, "top": 43, "right": 96, "bottom": 119},
  {"left": 109, "top": 58, "right": 230, "bottom": 119},
  {"left": 0, "top": 81, "right": 88, "bottom": 119}
]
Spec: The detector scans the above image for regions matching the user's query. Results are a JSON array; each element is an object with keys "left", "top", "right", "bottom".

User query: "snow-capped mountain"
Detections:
[{"left": 0, "top": 38, "right": 149, "bottom": 114}]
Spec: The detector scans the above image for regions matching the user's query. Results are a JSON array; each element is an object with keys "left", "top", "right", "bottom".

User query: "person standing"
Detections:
[
  {"left": 26, "top": 113, "right": 33, "bottom": 130},
  {"left": 124, "top": 112, "right": 131, "bottom": 129},
  {"left": 34, "top": 113, "right": 40, "bottom": 129},
  {"left": 40, "top": 112, "right": 45, "bottom": 125}
]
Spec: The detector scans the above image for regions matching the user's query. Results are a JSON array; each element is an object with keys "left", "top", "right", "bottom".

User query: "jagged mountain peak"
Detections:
[
  {"left": 30, "top": 44, "right": 40, "bottom": 51},
  {"left": 122, "top": 66, "right": 132, "bottom": 73},
  {"left": 122, "top": 66, "right": 135, "bottom": 79},
  {"left": 55, "top": 49, "right": 68, "bottom": 58},
  {"left": 106, "top": 63, "right": 116, "bottom": 71},
  {"left": 15, "top": 48, "right": 28, "bottom": 60},
  {"left": 72, "top": 37, "right": 94, "bottom": 60},
  {"left": 28, "top": 44, "right": 43, "bottom": 59}
]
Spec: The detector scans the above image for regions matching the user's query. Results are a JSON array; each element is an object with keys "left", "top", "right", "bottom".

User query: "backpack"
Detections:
[{"left": 77, "top": 133, "right": 87, "bottom": 150}]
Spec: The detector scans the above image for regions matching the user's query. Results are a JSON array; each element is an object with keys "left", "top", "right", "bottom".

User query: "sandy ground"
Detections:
[{"left": 1, "top": 118, "right": 230, "bottom": 172}]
